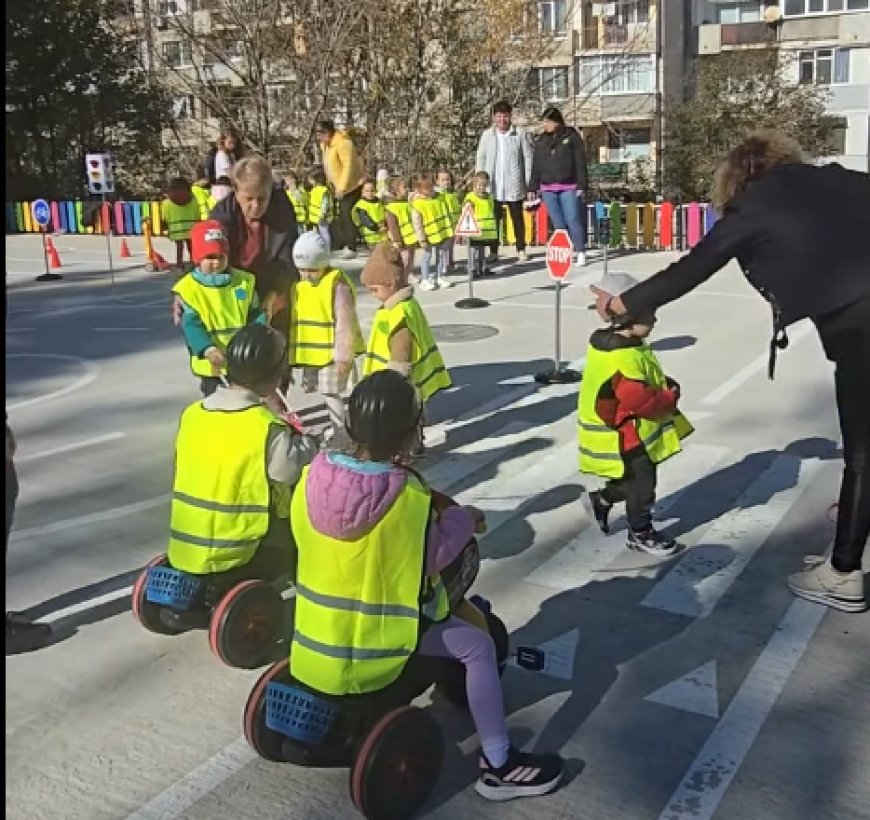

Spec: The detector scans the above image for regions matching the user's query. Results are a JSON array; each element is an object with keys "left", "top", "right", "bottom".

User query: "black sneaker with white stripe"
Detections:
[
  {"left": 626, "top": 528, "right": 679, "bottom": 557},
  {"left": 475, "top": 746, "right": 563, "bottom": 802}
]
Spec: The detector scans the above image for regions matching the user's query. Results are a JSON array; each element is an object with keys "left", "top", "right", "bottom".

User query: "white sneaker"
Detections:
[
  {"left": 435, "top": 278, "right": 452, "bottom": 289},
  {"left": 788, "top": 559, "right": 867, "bottom": 613},
  {"left": 339, "top": 248, "right": 355, "bottom": 260},
  {"left": 575, "top": 252, "right": 587, "bottom": 267},
  {"left": 517, "top": 250, "right": 528, "bottom": 262},
  {"left": 418, "top": 280, "right": 436, "bottom": 292}
]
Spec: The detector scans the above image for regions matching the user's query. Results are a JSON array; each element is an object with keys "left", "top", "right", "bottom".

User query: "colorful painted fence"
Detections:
[{"left": 5, "top": 199, "right": 718, "bottom": 252}]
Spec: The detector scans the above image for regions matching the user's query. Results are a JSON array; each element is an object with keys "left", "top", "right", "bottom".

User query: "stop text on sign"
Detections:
[{"left": 547, "top": 246, "right": 572, "bottom": 264}]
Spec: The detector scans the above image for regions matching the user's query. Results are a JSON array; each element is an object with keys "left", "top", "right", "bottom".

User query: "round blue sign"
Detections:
[{"left": 31, "top": 199, "right": 51, "bottom": 228}]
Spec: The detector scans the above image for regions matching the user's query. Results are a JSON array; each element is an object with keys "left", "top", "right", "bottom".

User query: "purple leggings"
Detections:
[{"left": 418, "top": 615, "right": 510, "bottom": 764}]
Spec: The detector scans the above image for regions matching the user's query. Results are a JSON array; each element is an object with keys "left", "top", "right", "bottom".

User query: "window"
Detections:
[
  {"left": 171, "top": 95, "right": 196, "bottom": 119},
  {"left": 539, "top": 0, "right": 568, "bottom": 35},
  {"left": 716, "top": 2, "right": 763, "bottom": 24},
  {"left": 825, "top": 117, "right": 848, "bottom": 154},
  {"left": 577, "top": 55, "right": 655, "bottom": 95},
  {"left": 594, "top": 0, "right": 649, "bottom": 24},
  {"left": 530, "top": 66, "right": 570, "bottom": 101},
  {"left": 799, "top": 48, "right": 850, "bottom": 85},
  {"left": 606, "top": 126, "right": 652, "bottom": 161},
  {"left": 784, "top": 0, "right": 868, "bottom": 15},
  {"left": 161, "top": 40, "right": 192, "bottom": 68},
  {"left": 158, "top": 1, "right": 179, "bottom": 15}
]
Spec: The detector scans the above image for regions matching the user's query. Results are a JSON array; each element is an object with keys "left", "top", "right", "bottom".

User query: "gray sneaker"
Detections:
[{"left": 788, "top": 560, "right": 867, "bottom": 613}]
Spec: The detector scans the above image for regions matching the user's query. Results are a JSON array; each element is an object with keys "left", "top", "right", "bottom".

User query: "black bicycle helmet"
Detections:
[
  {"left": 346, "top": 370, "right": 421, "bottom": 459},
  {"left": 226, "top": 324, "right": 287, "bottom": 388}
]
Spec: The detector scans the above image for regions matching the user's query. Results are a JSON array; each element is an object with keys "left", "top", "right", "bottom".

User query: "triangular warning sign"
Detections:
[{"left": 454, "top": 202, "right": 481, "bottom": 237}]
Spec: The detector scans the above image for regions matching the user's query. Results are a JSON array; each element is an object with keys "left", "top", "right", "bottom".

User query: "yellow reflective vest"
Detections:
[
  {"left": 286, "top": 188, "right": 309, "bottom": 226},
  {"left": 191, "top": 185, "right": 211, "bottom": 221},
  {"left": 352, "top": 198, "right": 388, "bottom": 246},
  {"left": 363, "top": 297, "right": 451, "bottom": 402},
  {"left": 172, "top": 269, "right": 257, "bottom": 377},
  {"left": 439, "top": 190, "right": 461, "bottom": 225},
  {"left": 168, "top": 402, "right": 278, "bottom": 574},
  {"left": 161, "top": 197, "right": 201, "bottom": 241},
  {"left": 385, "top": 201, "right": 418, "bottom": 247},
  {"left": 577, "top": 343, "right": 690, "bottom": 479},
  {"left": 290, "top": 464, "right": 449, "bottom": 695},
  {"left": 411, "top": 195, "right": 453, "bottom": 244},
  {"left": 289, "top": 268, "right": 364, "bottom": 367},
  {"left": 308, "top": 185, "right": 333, "bottom": 225},
  {"left": 463, "top": 193, "right": 498, "bottom": 242}
]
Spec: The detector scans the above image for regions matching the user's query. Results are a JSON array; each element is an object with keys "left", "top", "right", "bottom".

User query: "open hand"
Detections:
[
  {"left": 590, "top": 286, "right": 626, "bottom": 323},
  {"left": 171, "top": 295, "right": 183, "bottom": 326},
  {"left": 205, "top": 347, "right": 226, "bottom": 374}
]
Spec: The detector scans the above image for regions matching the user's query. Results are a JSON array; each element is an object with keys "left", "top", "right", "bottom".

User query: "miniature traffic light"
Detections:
[{"left": 85, "top": 153, "right": 116, "bottom": 195}]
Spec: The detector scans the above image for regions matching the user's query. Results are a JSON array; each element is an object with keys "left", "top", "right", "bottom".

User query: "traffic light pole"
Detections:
[{"left": 102, "top": 193, "right": 115, "bottom": 287}]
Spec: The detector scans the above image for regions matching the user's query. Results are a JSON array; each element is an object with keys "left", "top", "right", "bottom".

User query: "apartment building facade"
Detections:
[{"left": 695, "top": 0, "right": 870, "bottom": 171}]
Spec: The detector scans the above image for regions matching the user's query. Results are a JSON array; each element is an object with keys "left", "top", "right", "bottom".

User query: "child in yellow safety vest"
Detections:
[
  {"left": 578, "top": 272, "right": 694, "bottom": 557},
  {"left": 351, "top": 178, "right": 388, "bottom": 248},
  {"left": 171, "top": 220, "right": 267, "bottom": 397},
  {"left": 463, "top": 171, "right": 499, "bottom": 279},
  {"left": 306, "top": 167, "right": 333, "bottom": 249},
  {"left": 435, "top": 169, "right": 461, "bottom": 272},
  {"left": 383, "top": 176, "right": 418, "bottom": 281},
  {"left": 360, "top": 242, "right": 451, "bottom": 453},
  {"left": 161, "top": 177, "right": 203, "bottom": 271},
  {"left": 409, "top": 173, "right": 453, "bottom": 292},
  {"left": 288, "top": 368, "right": 564, "bottom": 800},
  {"left": 284, "top": 171, "right": 309, "bottom": 231},
  {"left": 191, "top": 178, "right": 213, "bottom": 221},
  {"left": 288, "top": 231, "right": 364, "bottom": 435}
]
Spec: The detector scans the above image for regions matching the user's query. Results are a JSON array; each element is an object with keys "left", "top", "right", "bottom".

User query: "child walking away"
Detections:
[
  {"left": 289, "top": 231, "right": 364, "bottom": 435},
  {"left": 578, "top": 273, "right": 694, "bottom": 556},
  {"left": 436, "top": 169, "right": 461, "bottom": 272},
  {"left": 409, "top": 173, "right": 453, "bottom": 291},
  {"left": 191, "top": 178, "right": 212, "bottom": 221},
  {"left": 383, "top": 175, "right": 418, "bottom": 281},
  {"left": 464, "top": 172, "right": 499, "bottom": 279},
  {"left": 351, "top": 178, "right": 388, "bottom": 249},
  {"left": 172, "top": 220, "right": 266, "bottom": 397},
  {"left": 306, "top": 167, "right": 333, "bottom": 248},
  {"left": 289, "top": 369, "right": 564, "bottom": 801},
  {"left": 284, "top": 171, "right": 309, "bottom": 230},
  {"left": 161, "top": 177, "right": 202, "bottom": 271}
]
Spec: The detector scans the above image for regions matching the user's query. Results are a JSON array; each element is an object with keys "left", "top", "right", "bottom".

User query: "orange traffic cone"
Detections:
[
  {"left": 47, "top": 239, "right": 62, "bottom": 269},
  {"left": 120, "top": 238, "right": 132, "bottom": 258},
  {"left": 149, "top": 251, "right": 172, "bottom": 272}
]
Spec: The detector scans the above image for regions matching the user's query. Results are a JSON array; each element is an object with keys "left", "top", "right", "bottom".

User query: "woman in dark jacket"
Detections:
[
  {"left": 593, "top": 130, "right": 870, "bottom": 614},
  {"left": 528, "top": 107, "right": 589, "bottom": 266}
]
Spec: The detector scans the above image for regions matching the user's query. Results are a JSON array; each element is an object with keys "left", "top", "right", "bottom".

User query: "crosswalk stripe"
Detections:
[
  {"left": 640, "top": 454, "right": 824, "bottom": 618},
  {"left": 525, "top": 444, "right": 730, "bottom": 591}
]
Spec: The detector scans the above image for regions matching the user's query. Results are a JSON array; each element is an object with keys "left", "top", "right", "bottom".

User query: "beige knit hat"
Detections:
[{"left": 360, "top": 242, "right": 407, "bottom": 288}]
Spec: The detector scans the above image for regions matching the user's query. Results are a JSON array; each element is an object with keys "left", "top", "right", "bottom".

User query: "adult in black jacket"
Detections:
[
  {"left": 528, "top": 107, "right": 589, "bottom": 266},
  {"left": 593, "top": 130, "right": 870, "bottom": 614}
]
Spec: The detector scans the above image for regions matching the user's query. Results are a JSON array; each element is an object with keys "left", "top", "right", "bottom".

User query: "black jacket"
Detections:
[
  {"left": 210, "top": 190, "right": 299, "bottom": 291},
  {"left": 621, "top": 163, "right": 870, "bottom": 366},
  {"left": 529, "top": 126, "right": 588, "bottom": 192}
]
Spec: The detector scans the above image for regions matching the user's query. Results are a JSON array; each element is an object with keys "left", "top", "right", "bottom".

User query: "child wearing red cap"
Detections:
[{"left": 172, "top": 220, "right": 267, "bottom": 396}]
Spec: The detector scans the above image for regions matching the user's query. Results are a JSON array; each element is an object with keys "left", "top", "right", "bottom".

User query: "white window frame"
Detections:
[
  {"left": 577, "top": 54, "right": 655, "bottom": 96},
  {"left": 534, "top": 66, "right": 571, "bottom": 102},
  {"left": 783, "top": 0, "right": 868, "bottom": 16},
  {"left": 161, "top": 40, "right": 193, "bottom": 68},
  {"left": 539, "top": 0, "right": 569, "bottom": 37},
  {"left": 171, "top": 94, "right": 196, "bottom": 119},
  {"left": 714, "top": 2, "right": 764, "bottom": 24},
  {"left": 798, "top": 48, "right": 851, "bottom": 85}
]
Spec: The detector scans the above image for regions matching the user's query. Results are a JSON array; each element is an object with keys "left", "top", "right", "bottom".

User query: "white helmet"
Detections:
[{"left": 292, "top": 230, "right": 330, "bottom": 270}]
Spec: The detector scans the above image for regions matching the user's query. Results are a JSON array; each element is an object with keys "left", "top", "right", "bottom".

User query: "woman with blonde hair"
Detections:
[{"left": 592, "top": 129, "right": 870, "bottom": 614}]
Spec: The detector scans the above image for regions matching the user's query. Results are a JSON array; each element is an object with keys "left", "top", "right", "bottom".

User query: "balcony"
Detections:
[{"left": 696, "top": 21, "right": 779, "bottom": 55}]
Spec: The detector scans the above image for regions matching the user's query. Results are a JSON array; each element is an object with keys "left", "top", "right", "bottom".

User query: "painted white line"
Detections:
[
  {"left": 5, "top": 327, "right": 34, "bottom": 333},
  {"left": 6, "top": 354, "right": 100, "bottom": 411},
  {"left": 527, "top": 444, "right": 729, "bottom": 591},
  {"left": 16, "top": 432, "right": 125, "bottom": 463},
  {"left": 93, "top": 327, "right": 151, "bottom": 332},
  {"left": 658, "top": 600, "right": 826, "bottom": 820},
  {"left": 701, "top": 322, "right": 814, "bottom": 406},
  {"left": 11, "top": 494, "right": 170, "bottom": 542},
  {"left": 41, "top": 585, "right": 133, "bottom": 624},
  {"left": 641, "top": 455, "right": 823, "bottom": 618},
  {"left": 125, "top": 738, "right": 257, "bottom": 820}
]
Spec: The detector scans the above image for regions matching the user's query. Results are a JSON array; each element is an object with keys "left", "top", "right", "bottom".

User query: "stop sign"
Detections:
[{"left": 546, "top": 229, "right": 573, "bottom": 280}]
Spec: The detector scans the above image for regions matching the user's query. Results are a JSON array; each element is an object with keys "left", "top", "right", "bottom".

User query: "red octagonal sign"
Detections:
[{"left": 546, "top": 229, "right": 573, "bottom": 281}]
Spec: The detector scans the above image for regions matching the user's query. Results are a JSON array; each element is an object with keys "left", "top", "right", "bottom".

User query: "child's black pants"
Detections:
[{"left": 601, "top": 446, "right": 656, "bottom": 532}]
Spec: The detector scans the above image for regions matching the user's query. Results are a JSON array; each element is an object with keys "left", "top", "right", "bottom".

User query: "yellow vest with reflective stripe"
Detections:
[
  {"left": 352, "top": 198, "right": 388, "bottom": 246},
  {"left": 162, "top": 198, "right": 201, "bottom": 241},
  {"left": 289, "top": 268, "right": 364, "bottom": 367},
  {"left": 286, "top": 188, "right": 309, "bottom": 226},
  {"left": 172, "top": 269, "right": 257, "bottom": 377},
  {"left": 463, "top": 193, "right": 498, "bottom": 242},
  {"left": 411, "top": 196, "right": 453, "bottom": 244},
  {"left": 385, "top": 201, "right": 417, "bottom": 246},
  {"left": 290, "top": 463, "right": 449, "bottom": 695},
  {"left": 168, "top": 402, "right": 276, "bottom": 574},
  {"left": 577, "top": 343, "right": 689, "bottom": 479},
  {"left": 439, "top": 191, "right": 461, "bottom": 224},
  {"left": 363, "top": 297, "right": 451, "bottom": 402},
  {"left": 191, "top": 185, "right": 211, "bottom": 221},
  {"left": 308, "top": 185, "right": 332, "bottom": 225}
]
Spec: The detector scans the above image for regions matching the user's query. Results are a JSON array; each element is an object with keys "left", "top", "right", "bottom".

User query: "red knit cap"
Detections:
[{"left": 190, "top": 220, "right": 229, "bottom": 264}]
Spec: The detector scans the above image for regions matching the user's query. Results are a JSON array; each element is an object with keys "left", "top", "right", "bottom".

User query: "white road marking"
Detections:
[
  {"left": 15, "top": 432, "right": 125, "bottom": 463},
  {"left": 41, "top": 585, "right": 134, "bottom": 624},
  {"left": 658, "top": 601, "right": 826, "bottom": 820},
  {"left": 11, "top": 494, "right": 170, "bottom": 542},
  {"left": 93, "top": 327, "right": 151, "bottom": 332},
  {"left": 645, "top": 660, "right": 719, "bottom": 719},
  {"left": 6, "top": 354, "right": 100, "bottom": 410},
  {"left": 641, "top": 455, "right": 823, "bottom": 618},
  {"left": 5, "top": 327, "right": 34, "bottom": 333},
  {"left": 526, "top": 444, "right": 729, "bottom": 591},
  {"left": 701, "top": 322, "right": 814, "bottom": 405}
]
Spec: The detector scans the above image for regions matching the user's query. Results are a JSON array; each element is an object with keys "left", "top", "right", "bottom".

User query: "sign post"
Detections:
[
  {"left": 32, "top": 199, "right": 62, "bottom": 283},
  {"left": 452, "top": 201, "right": 489, "bottom": 310},
  {"left": 535, "top": 229, "right": 581, "bottom": 385}
]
